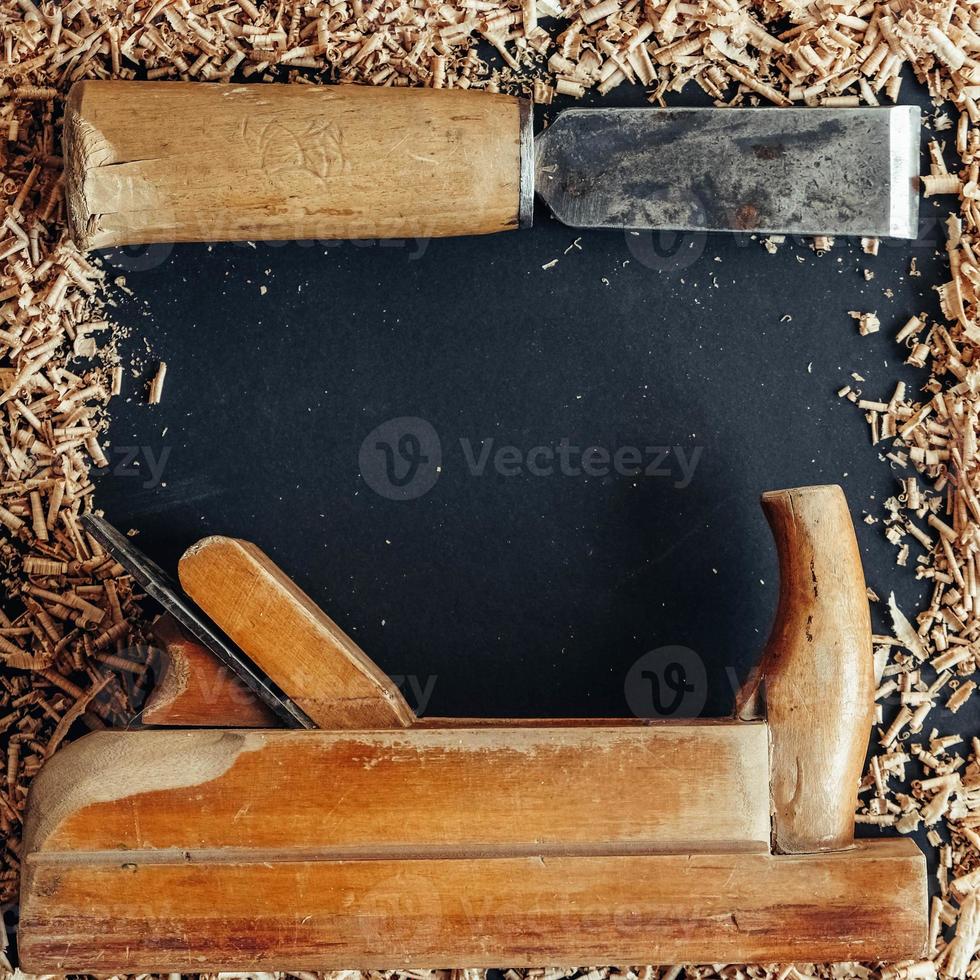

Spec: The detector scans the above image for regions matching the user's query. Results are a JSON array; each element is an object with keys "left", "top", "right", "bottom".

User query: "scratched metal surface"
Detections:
[{"left": 535, "top": 105, "right": 920, "bottom": 237}]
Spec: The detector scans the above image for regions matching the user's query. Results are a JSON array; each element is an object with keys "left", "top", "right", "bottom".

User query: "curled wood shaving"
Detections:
[{"left": 889, "top": 592, "right": 929, "bottom": 663}]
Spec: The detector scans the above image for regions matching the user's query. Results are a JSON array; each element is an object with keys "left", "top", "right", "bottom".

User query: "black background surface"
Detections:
[{"left": 93, "top": 73, "right": 961, "bottom": 749}]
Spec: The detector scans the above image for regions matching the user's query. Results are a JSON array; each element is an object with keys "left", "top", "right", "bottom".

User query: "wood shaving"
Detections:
[
  {"left": 148, "top": 360, "right": 166, "bottom": 405},
  {"left": 851, "top": 311, "right": 881, "bottom": 336}
]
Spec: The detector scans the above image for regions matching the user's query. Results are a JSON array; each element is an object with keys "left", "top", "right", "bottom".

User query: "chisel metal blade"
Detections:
[
  {"left": 81, "top": 513, "right": 315, "bottom": 729},
  {"left": 534, "top": 106, "right": 920, "bottom": 239}
]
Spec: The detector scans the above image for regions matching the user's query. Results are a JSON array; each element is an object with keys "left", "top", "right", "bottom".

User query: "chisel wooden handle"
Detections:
[{"left": 64, "top": 80, "right": 533, "bottom": 250}]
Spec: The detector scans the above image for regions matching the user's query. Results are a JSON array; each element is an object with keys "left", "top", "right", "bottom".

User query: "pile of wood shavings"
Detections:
[
  {"left": 2, "top": 0, "right": 980, "bottom": 978},
  {"left": 0, "top": 0, "right": 972, "bottom": 105},
  {"left": 0, "top": 66, "right": 162, "bottom": 917},
  {"left": 841, "top": 44, "right": 980, "bottom": 978}
]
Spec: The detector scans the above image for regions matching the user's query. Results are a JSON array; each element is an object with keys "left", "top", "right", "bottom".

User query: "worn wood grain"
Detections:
[
  {"left": 142, "top": 614, "right": 277, "bottom": 727},
  {"left": 178, "top": 536, "right": 415, "bottom": 729},
  {"left": 736, "top": 484, "right": 874, "bottom": 853},
  {"left": 64, "top": 81, "right": 527, "bottom": 249},
  {"left": 20, "top": 839, "right": 926, "bottom": 973},
  {"left": 24, "top": 726, "right": 770, "bottom": 853}
]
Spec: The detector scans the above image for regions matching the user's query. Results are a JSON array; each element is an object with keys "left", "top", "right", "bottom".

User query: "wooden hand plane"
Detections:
[{"left": 19, "top": 485, "right": 927, "bottom": 974}]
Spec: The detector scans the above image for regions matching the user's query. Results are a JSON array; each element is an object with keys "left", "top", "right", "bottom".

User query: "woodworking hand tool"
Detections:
[
  {"left": 64, "top": 82, "right": 920, "bottom": 249},
  {"left": 24, "top": 487, "right": 928, "bottom": 976},
  {"left": 81, "top": 513, "right": 314, "bottom": 729}
]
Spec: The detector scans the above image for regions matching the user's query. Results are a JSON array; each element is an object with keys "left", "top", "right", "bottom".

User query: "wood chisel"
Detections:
[{"left": 63, "top": 81, "right": 921, "bottom": 249}]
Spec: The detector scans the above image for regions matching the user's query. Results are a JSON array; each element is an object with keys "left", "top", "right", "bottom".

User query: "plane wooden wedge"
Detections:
[{"left": 19, "top": 485, "right": 928, "bottom": 973}]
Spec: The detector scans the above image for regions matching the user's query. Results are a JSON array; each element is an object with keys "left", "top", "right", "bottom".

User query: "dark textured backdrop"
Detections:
[{"left": 94, "top": 75, "right": 952, "bottom": 738}]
